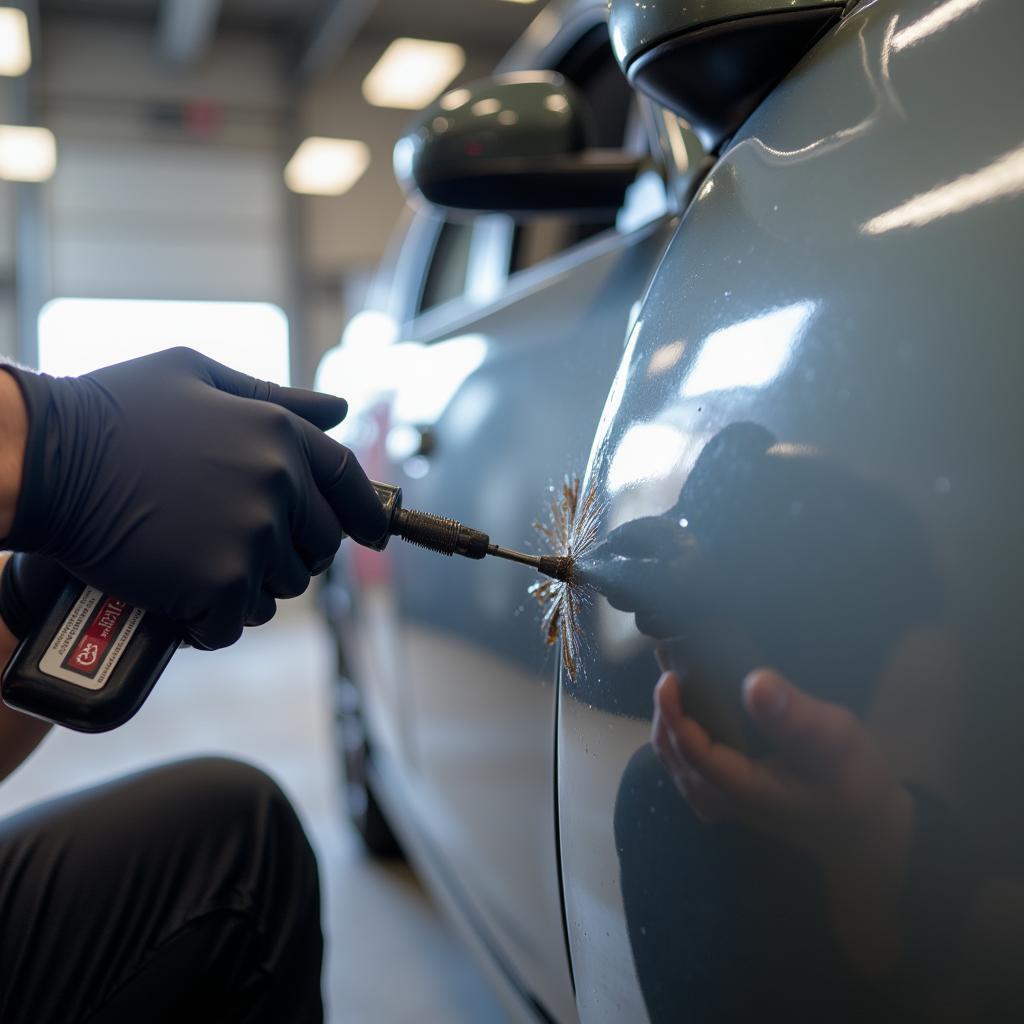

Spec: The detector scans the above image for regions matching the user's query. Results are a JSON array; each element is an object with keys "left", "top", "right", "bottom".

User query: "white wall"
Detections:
[
  {"left": 39, "top": 17, "right": 289, "bottom": 306},
  {"left": 47, "top": 140, "right": 287, "bottom": 304}
]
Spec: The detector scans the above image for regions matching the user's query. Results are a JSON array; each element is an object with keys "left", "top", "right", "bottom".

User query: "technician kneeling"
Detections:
[{"left": 0, "top": 347, "right": 389, "bottom": 1023}]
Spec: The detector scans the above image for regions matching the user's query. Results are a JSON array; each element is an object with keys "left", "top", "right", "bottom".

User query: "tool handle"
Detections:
[{"left": 1, "top": 577, "right": 179, "bottom": 733}]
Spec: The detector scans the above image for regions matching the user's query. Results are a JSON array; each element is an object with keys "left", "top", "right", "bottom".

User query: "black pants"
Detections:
[{"left": 0, "top": 757, "right": 323, "bottom": 1023}]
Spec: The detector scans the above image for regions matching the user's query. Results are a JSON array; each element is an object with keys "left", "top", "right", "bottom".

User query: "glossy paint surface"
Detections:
[
  {"left": 401, "top": 73, "right": 587, "bottom": 178},
  {"left": 608, "top": 0, "right": 843, "bottom": 66},
  {"left": 329, "top": 8, "right": 676, "bottom": 1020},
  {"left": 559, "top": 0, "right": 1024, "bottom": 1020},
  {"left": 382, "top": 219, "right": 674, "bottom": 1023}
]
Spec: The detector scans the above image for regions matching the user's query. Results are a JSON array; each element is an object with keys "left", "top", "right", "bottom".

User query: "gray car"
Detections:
[{"left": 317, "top": 1, "right": 1024, "bottom": 1020}]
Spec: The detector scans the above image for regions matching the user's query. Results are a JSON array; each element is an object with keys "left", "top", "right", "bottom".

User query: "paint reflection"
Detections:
[
  {"left": 392, "top": 333, "right": 489, "bottom": 424},
  {"left": 861, "top": 144, "right": 1024, "bottom": 235},
  {"left": 680, "top": 302, "right": 815, "bottom": 399},
  {"left": 607, "top": 423, "right": 688, "bottom": 493},
  {"left": 595, "top": 423, "right": 1024, "bottom": 1021},
  {"left": 890, "top": 0, "right": 985, "bottom": 52}
]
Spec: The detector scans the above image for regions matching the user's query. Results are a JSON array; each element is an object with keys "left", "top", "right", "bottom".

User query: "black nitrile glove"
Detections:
[
  {"left": 0, "top": 553, "right": 68, "bottom": 640},
  {"left": 1, "top": 347, "right": 387, "bottom": 649}
]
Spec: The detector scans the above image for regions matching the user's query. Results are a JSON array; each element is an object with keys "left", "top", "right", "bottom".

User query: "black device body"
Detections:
[{"left": 1, "top": 579, "right": 180, "bottom": 733}]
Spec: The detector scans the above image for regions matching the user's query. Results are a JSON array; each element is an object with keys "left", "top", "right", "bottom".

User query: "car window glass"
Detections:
[
  {"left": 418, "top": 220, "right": 474, "bottom": 313},
  {"left": 510, "top": 27, "right": 644, "bottom": 276}
]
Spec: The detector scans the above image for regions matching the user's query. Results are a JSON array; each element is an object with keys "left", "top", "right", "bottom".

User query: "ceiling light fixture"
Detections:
[
  {"left": 0, "top": 7, "right": 31, "bottom": 76},
  {"left": 0, "top": 125, "right": 56, "bottom": 182},
  {"left": 362, "top": 38, "right": 466, "bottom": 110},
  {"left": 284, "top": 137, "right": 370, "bottom": 196}
]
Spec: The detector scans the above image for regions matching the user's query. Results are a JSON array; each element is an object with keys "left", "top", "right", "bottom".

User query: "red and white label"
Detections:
[{"left": 39, "top": 587, "right": 145, "bottom": 690}]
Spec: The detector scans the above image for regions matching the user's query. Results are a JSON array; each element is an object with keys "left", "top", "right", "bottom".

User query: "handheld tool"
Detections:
[
  {"left": 361, "top": 482, "right": 574, "bottom": 582},
  {"left": 0, "top": 482, "right": 572, "bottom": 733}
]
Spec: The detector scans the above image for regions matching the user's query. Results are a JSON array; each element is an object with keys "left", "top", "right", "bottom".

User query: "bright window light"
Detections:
[
  {"left": 0, "top": 124, "right": 56, "bottom": 182},
  {"left": 362, "top": 38, "right": 465, "bottom": 110},
  {"left": 284, "top": 137, "right": 370, "bottom": 196},
  {"left": 38, "top": 299, "right": 290, "bottom": 384},
  {"left": 0, "top": 7, "right": 31, "bottom": 77}
]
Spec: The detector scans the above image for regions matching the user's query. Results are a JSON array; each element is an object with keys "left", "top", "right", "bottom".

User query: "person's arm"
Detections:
[
  {"left": 0, "top": 370, "right": 28, "bottom": 538},
  {"left": 0, "top": 553, "right": 51, "bottom": 782}
]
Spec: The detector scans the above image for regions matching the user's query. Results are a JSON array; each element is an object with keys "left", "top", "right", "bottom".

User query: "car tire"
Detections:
[{"left": 334, "top": 674, "right": 404, "bottom": 859}]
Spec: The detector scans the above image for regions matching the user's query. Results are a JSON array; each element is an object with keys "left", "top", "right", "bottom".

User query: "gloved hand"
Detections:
[
  {"left": 0, "top": 553, "right": 68, "bottom": 641},
  {"left": 1, "top": 347, "right": 387, "bottom": 649}
]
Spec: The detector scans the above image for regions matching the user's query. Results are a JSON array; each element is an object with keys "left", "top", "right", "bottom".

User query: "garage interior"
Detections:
[
  {"left": 0, "top": 1, "right": 539, "bottom": 1021},
  {"left": 1, "top": 1, "right": 1019, "bottom": 1022}
]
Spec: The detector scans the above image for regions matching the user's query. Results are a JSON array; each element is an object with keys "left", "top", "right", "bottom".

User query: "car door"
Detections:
[
  {"left": 376, "top": 21, "right": 691, "bottom": 1022},
  {"left": 558, "top": 0, "right": 1024, "bottom": 1020}
]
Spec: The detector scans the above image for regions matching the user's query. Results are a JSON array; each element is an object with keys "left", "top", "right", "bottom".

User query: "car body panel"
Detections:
[
  {"left": 323, "top": 4, "right": 682, "bottom": 1019},
  {"left": 382, "top": 215, "right": 675, "bottom": 1023},
  {"left": 559, "top": 0, "right": 1024, "bottom": 1020}
]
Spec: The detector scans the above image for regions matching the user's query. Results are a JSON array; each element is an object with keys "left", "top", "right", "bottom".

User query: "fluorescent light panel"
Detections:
[
  {"left": 285, "top": 137, "right": 370, "bottom": 196},
  {"left": 0, "top": 125, "right": 56, "bottom": 182},
  {"left": 0, "top": 7, "right": 30, "bottom": 76},
  {"left": 362, "top": 38, "right": 465, "bottom": 110}
]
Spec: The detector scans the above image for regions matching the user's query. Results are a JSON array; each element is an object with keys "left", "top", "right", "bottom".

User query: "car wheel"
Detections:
[{"left": 334, "top": 674, "right": 403, "bottom": 858}]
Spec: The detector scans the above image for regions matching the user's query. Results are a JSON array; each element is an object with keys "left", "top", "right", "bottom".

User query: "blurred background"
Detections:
[{"left": 0, "top": 1, "right": 551, "bottom": 1019}]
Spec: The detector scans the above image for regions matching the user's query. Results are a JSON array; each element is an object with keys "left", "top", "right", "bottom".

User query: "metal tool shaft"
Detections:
[
  {"left": 368, "top": 481, "right": 574, "bottom": 583},
  {"left": 487, "top": 544, "right": 542, "bottom": 570},
  {"left": 489, "top": 544, "right": 574, "bottom": 583}
]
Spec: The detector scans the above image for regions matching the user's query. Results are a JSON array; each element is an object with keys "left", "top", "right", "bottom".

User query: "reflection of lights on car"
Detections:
[
  {"left": 341, "top": 310, "right": 399, "bottom": 352},
  {"left": 403, "top": 456, "right": 431, "bottom": 480},
  {"left": 315, "top": 316, "right": 405, "bottom": 443},
  {"left": 392, "top": 135, "right": 417, "bottom": 181},
  {"left": 647, "top": 340, "right": 686, "bottom": 376},
  {"left": 767, "top": 442, "right": 822, "bottom": 458},
  {"left": 861, "top": 145, "right": 1024, "bottom": 235},
  {"left": 443, "top": 380, "right": 496, "bottom": 442},
  {"left": 607, "top": 422, "right": 688, "bottom": 492},
  {"left": 391, "top": 334, "right": 489, "bottom": 425},
  {"left": 680, "top": 301, "right": 816, "bottom": 398},
  {"left": 385, "top": 424, "right": 423, "bottom": 463},
  {"left": 890, "top": 0, "right": 983, "bottom": 52},
  {"left": 439, "top": 87, "right": 471, "bottom": 111},
  {"left": 471, "top": 98, "right": 501, "bottom": 116},
  {"left": 314, "top": 346, "right": 384, "bottom": 443}
]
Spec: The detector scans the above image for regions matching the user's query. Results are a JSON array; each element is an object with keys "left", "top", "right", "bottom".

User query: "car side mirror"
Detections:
[
  {"left": 609, "top": 0, "right": 846, "bottom": 151},
  {"left": 394, "top": 72, "right": 642, "bottom": 218}
]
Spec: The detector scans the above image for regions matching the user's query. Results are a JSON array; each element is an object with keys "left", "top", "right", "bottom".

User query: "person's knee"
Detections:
[
  {"left": 165, "top": 758, "right": 321, "bottom": 949},
  {"left": 172, "top": 757, "right": 317, "bottom": 869},
  {"left": 177, "top": 756, "right": 293, "bottom": 823}
]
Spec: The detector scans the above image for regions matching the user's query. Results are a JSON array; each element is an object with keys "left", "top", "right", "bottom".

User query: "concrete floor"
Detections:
[{"left": 0, "top": 595, "right": 508, "bottom": 1023}]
